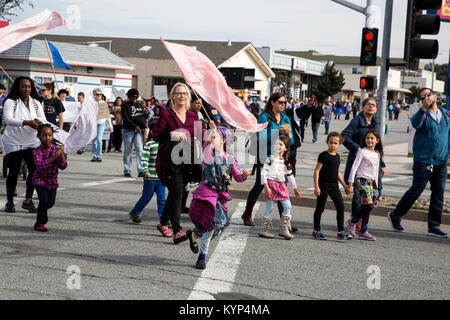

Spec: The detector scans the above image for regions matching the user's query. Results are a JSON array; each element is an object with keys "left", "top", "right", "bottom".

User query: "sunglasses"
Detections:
[
  {"left": 277, "top": 100, "right": 286, "bottom": 105},
  {"left": 420, "top": 92, "right": 433, "bottom": 100}
]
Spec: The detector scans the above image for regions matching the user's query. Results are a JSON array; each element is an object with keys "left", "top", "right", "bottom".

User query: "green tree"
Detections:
[
  {"left": 313, "top": 62, "right": 345, "bottom": 102},
  {"left": 407, "top": 85, "right": 421, "bottom": 103},
  {"left": 0, "top": 0, "right": 33, "bottom": 20},
  {"left": 435, "top": 63, "right": 448, "bottom": 95}
]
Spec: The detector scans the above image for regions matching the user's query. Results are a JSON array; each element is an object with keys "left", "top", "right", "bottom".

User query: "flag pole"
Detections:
[
  {"left": 44, "top": 37, "right": 60, "bottom": 91},
  {"left": 0, "top": 65, "right": 13, "bottom": 83}
]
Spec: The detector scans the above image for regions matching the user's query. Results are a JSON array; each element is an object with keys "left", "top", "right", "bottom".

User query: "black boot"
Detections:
[{"left": 241, "top": 199, "right": 256, "bottom": 226}]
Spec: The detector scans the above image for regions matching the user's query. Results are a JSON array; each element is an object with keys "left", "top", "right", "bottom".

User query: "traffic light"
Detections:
[
  {"left": 404, "top": 0, "right": 441, "bottom": 70},
  {"left": 360, "top": 28, "right": 378, "bottom": 66},
  {"left": 360, "top": 76, "right": 376, "bottom": 91}
]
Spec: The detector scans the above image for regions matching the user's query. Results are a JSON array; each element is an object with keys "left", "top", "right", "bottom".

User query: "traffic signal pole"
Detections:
[
  {"left": 330, "top": 0, "right": 374, "bottom": 99},
  {"left": 376, "top": 0, "right": 394, "bottom": 142}
]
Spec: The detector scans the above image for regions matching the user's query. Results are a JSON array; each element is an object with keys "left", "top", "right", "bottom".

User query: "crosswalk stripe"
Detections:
[{"left": 188, "top": 201, "right": 260, "bottom": 300}]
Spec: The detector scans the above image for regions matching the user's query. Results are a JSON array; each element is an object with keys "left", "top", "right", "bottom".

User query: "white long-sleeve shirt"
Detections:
[
  {"left": 261, "top": 155, "right": 297, "bottom": 189},
  {"left": 3, "top": 97, "right": 46, "bottom": 154},
  {"left": 348, "top": 147, "right": 380, "bottom": 184}
]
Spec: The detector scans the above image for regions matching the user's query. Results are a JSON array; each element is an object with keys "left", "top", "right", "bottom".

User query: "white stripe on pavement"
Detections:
[
  {"left": 188, "top": 201, "right": 260, "bottom": 300},
  {"left": 76, "top": 177, "right": 134, "bottom": 188}
]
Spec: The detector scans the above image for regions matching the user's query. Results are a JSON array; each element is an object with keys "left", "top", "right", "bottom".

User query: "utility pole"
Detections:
[
  {"left": 331, "top": 0, "right": 375, "bottom": 100},
  {"left": 376, "top": 0, "right": 394, "bottom": 142}
]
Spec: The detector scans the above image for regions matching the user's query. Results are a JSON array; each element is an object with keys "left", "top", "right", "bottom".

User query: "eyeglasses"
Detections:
[
  {"left": 420, "top": 92, "right": 433, "bottom": 100},
  {"left": 95, "top": 93, "right": 103, "bottom": 96},
  {"left": 277, "top": 100, "right": 286, "bottom": 105},
  {"left": 365, "top": 103, "right": 377, "bottom": 107},
  {"left": 173, "top": 92, "right": 188, "bottom": 96}
]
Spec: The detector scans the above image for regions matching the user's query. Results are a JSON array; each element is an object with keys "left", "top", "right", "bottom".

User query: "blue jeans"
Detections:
[
  {"left": 391, "top": 161, "right": 447, "bottom": 229},
  {"left": 92, "top": 122, "right": 106, "bottom": 159},
  {"left": 263, "top": 200, "right": 291, "bottom": 218},
  {"left": 122, "top": 129, "right": 143, "bottom": 174},
  {"left": 131, "top": 180, "right": 166, "bottom": 219},
  {"left": 324, "top": 121, "right": 330, "bottom": 134},
  {"left": 311, "top": 121, "right": 320, "bottom": 141}
]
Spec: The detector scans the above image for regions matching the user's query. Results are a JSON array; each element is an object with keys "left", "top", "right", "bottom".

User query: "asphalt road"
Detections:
[{"left": 0, "top": 131, "right": 449, "bottom": 300}]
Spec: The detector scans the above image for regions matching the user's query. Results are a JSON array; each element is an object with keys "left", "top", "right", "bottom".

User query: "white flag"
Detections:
[{"left": 64, "top": 95, "right": 98, "bottom": 154}]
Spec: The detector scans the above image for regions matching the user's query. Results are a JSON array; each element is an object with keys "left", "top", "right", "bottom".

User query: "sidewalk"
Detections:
[{"left": 225, "top": 142, "right": 450, "bottom": 224}]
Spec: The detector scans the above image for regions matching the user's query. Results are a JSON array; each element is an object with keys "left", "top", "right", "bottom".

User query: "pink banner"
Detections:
[
  {"left": 0, "top": 9, "right": 67, "bottom": 53},
  {"left": 161, "top": 38, "right": 267, "bottom": 133}
]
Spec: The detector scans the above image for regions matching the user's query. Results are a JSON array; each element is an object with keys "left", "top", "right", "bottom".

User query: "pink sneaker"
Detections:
[
  {"left": 34, "top": 224, "right": 48, "bottom": 232},
  {"left": 358, "top": 231, "right": 376, "bottom": 241},
  {"left": 173, "top": 230, "right": 188, "bottom": 244},
  {"left": 157, "top": 224, "right": 172, "bottom": 237},
  {"left": 346, "top": 219, "right": 357, "bottom": 237}
]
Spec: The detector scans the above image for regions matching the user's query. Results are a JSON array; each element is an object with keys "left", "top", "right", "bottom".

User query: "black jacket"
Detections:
[
  {"left": 296, "top": 104, "right": 312, "bottom": 121},
  {"left": 121, "top": 101, "right": 148, "bottom": 130},
  {"left": 310, "top": 106, "right": 324, "bottom": 123}
]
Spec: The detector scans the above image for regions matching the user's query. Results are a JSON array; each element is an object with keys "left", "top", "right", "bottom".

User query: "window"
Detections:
[
  {"left": 64, "top": 76, "right": 78, "bottom": 83},
  {"left": 352, "top": 67, "right": 362, "bottom": 74},
  {"left": 100, "top": 79, "right": 113, "bottom": 86}
]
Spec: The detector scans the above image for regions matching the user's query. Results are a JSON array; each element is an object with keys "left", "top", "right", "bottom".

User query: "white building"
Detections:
[
  {"left": 402, "top": 69, "right": 446, "bottom": 96},
  {"left": 280, "top": 50, "right": 445, "bottom": 103},
  {"left": 0, "top": 39, "right": 134, "bottom": 101}
]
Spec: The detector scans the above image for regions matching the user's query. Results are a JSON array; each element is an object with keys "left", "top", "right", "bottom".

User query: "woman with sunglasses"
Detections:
[
  {"left": 91, "top": 88, "right": 112, "bottom": 162},
  {"left": 241, "top": 92, "right": 295, "bottom": 227},
  {"left": 41, "top": 83, "right": 65, "bottom": 129}
]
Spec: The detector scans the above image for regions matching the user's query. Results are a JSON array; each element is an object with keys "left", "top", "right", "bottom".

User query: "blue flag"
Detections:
[{"left": 48, "top": 41, "right": 71, "bottom": 70}]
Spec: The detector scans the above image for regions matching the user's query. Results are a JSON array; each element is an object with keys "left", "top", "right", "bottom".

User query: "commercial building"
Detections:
[
  {"left": 33, "top": 35, "right": 275, "bottom": 102},
  {"left": 257, "top": 47, "right": 326, "bottom": 101}
]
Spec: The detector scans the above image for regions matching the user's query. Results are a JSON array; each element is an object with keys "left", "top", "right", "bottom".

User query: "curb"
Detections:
[{"left": 228, "top": 189, "right": 450, "bottom": 225}]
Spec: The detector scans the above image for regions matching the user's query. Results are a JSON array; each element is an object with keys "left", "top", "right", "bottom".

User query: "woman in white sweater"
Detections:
[{"left": 3, "top": 77, "right": 46, "bottom": 213}]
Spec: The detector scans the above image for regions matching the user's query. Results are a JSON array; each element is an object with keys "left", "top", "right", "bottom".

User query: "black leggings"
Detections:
[
  {"left": 313, "top": 183, "right": 345, "bottom": 232},
  {"left": 35, "top": 185, "right": 57, "bottom": 225},
  {"left": 160, "top": 168, "right": 185, "bottom": 234},
  {"left": 6, "top": 148, "right": 36, "bottom": 202}
]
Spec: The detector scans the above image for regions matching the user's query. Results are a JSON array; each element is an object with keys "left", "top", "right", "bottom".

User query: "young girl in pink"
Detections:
[
  {"left": 186, "top": 126, "right": 250, "bottom": 269},
  {"left": 32, "top": 124, "right": 67, "bottom": 232},
  {"left": 259, "top": 136, "right": 301, "bottom": 240}
]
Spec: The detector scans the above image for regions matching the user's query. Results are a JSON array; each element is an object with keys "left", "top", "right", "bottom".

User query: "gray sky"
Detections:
[{"left": 9, "top": 0, "right": 450, "bottom": 64}]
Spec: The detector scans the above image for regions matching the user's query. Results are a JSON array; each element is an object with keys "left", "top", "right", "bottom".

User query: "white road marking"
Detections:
[
  {"left": 76, "top": 177, "right": 134, "bottom": 188},
  {"left": 188, "top": 201, "right": 260, "bottom": 300}
]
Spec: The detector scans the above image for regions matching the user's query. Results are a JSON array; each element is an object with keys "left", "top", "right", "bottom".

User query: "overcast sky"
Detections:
[{"left": 9, "top": 0, "right": 450, "bottom": 64}]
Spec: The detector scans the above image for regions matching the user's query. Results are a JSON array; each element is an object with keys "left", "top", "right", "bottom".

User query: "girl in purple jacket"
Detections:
[{"left": 186, "top": 126, "right": 250, "bottom": 269}]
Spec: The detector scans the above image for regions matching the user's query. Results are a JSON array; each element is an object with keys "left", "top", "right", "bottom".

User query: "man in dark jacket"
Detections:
[
  {"left": 295, "top": 98, "right": 312, "bottom": 142},
  {"left": 121, "top": 88, "right": 148, "bottom": 177}
]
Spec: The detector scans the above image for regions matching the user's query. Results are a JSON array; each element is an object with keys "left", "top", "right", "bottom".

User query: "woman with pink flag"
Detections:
[{"left": 153, "top": 83, "right": 216, "bottom": 244}]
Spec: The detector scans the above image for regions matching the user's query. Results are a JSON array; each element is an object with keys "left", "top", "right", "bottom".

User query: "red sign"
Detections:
[{"left": 0, "top": 21, "right": 9, "bottom": 28}]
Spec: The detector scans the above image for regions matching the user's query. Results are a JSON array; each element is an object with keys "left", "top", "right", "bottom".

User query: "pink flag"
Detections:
[
  {"left": 0, "top": 9, "right": 67, "bottom": 53},
  {"left": 161, "top": 38, "right": 267, "bottom": 133}
]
